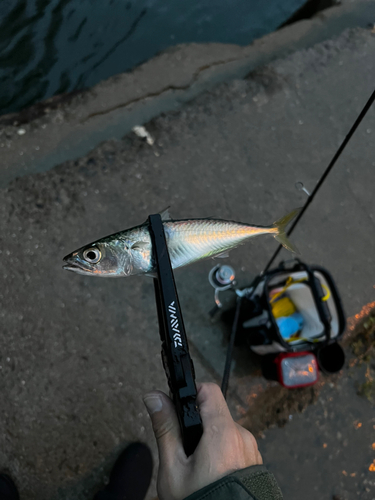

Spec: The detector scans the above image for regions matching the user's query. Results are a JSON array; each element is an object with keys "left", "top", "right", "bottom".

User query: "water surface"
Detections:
[{"left": 0, "top": 0, "right": 306, "bottom": 115}]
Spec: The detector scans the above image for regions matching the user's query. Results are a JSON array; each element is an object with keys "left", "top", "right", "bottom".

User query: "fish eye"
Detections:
[{"left": 83, "top": 247, "right": 101, "bottom": 264}]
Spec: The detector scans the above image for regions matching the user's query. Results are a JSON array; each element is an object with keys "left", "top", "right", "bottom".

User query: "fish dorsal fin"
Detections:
[{"left": 159, "top": 206, "right": 171, "bottom": 221}]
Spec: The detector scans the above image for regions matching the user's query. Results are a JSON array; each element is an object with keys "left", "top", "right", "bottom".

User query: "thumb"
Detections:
[{"left": 143, "top": 390, "right": 183, "bottom": 463}]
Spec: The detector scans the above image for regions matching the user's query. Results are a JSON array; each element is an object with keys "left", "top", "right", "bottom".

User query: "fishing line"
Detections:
[{"left": 263, "top": 87, "right": 375, "bottom": 274}]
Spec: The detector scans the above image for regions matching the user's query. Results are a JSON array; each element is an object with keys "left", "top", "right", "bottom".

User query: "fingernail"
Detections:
[{"left": 143, "top": 395, "right": 163, "bottom": 414}]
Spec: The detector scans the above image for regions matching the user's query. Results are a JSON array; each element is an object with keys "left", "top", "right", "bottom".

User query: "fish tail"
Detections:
[{"left": 272, "top": 208, "right": 301, "bottom": 254}]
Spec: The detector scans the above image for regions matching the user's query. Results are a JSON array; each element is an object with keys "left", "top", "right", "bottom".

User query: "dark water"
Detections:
[{"left": 0, "top": 0, "right": 307, "bottom": 116}]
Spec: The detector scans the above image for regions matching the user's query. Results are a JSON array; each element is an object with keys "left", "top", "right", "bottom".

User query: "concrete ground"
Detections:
[{"left": 0, "top": 3, "right": 375, "bottom": 500}]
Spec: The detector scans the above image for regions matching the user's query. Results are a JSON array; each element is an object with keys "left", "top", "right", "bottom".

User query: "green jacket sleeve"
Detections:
[{"left": 183, "top": 465, "right": 283, "bottom": 500}]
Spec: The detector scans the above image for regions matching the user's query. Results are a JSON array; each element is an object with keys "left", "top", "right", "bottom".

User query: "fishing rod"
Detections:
[
  {"left": 220, "top": 87, "right": 375, "bottom": 399},
  {"left": 263, "top": 87, "right": 375, "bottom": 274}
]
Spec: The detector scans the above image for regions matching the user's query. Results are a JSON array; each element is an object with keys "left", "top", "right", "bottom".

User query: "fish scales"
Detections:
[{"left": 165, "top": 220, "right": 274, "bottom": 268}]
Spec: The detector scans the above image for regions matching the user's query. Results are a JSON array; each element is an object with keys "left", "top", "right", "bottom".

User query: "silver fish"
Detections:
[{"left": 62, "top": 208, "right": 300, "bottom": 277}]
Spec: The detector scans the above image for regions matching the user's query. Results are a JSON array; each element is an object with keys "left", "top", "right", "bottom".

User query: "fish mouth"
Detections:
[
  {"left": 62, "top": 261, "right": 93, "bottom": 275},
  {"left": 62, "top": 262, "right": 82, "bottom": 272},
  {"left": 62, "top": 254, "right": 89, "bottom": 273}
]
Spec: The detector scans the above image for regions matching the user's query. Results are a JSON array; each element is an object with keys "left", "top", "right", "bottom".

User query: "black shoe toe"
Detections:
[
  {"left": 0, "top": 474, "right": 20, "bottom": 500},
  {"left": 94, "top": 442, "right": 153, "bottom": 500}
]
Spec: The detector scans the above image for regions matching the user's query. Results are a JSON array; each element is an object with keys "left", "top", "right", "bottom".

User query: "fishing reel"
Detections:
[{"left": 208, "top": 264, "right": 237, "bottom": 317}]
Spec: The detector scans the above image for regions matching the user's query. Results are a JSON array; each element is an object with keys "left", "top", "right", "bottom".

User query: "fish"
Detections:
[{"left": 62, "top": 207, "right": 300, "bottom": 277}]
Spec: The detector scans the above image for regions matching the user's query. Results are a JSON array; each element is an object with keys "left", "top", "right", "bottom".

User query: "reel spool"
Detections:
[{"left": 208, "top": 264, "right": 236, "bottom": 316}]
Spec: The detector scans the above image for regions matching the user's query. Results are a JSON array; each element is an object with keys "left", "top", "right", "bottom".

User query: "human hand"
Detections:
[{"left": 143, "top": 382, "right": 262, "bottom": 500}]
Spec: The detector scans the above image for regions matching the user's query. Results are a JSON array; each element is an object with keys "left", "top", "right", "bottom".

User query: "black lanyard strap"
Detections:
[{"left": 148, "top": 214, "right": 203, "bottom": 456}]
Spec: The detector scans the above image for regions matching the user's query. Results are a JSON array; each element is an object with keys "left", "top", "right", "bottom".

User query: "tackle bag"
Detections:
[{"left": 234, "top": 259, "right": 346, "bottom": 374}]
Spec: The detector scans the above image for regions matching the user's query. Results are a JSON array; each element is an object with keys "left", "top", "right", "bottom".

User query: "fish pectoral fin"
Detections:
[
  {"left": 130, "top": 241, "right": 149, "bottom": 251},
  {"left": 214, "top": 251, "right": 230, "bottom": 259},
  {"left": 159, "top": 206, "right": 171, "bottom": 221}
]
